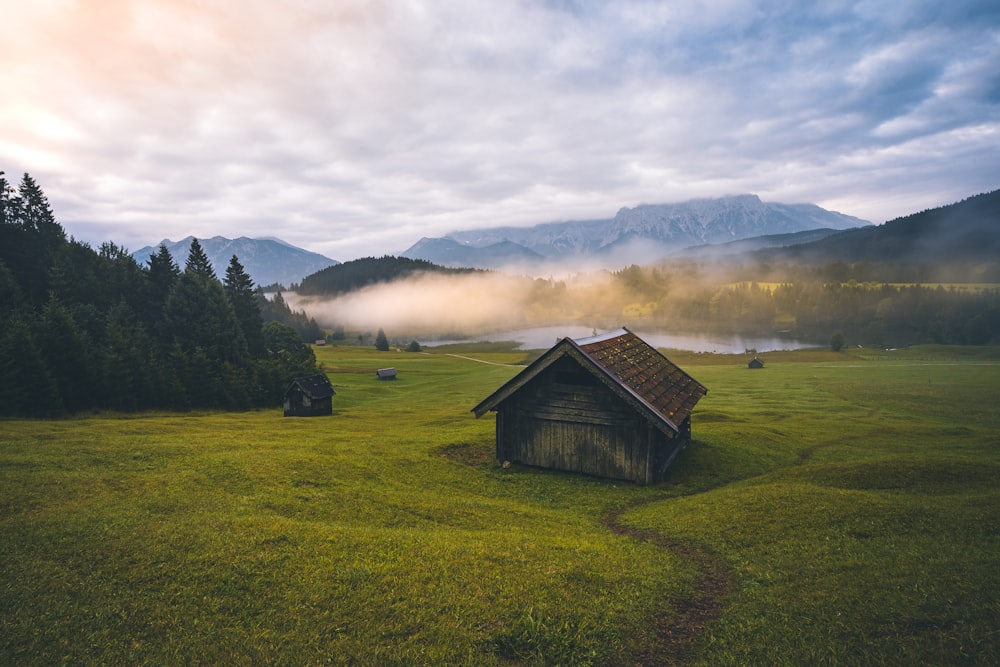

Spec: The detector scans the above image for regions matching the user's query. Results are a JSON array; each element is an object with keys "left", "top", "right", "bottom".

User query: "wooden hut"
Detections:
[
  {"left": 472, "top": 328, "right": 707, "bottom": 484},
  {"left": 283, "top": 374, "right": 335, "bottom": 417},
  {"left": 376, "top": 368, "right": 398, "bottom": 381},
  {"left": 748, "top": 356, "right": 764, "bottom": 369}
]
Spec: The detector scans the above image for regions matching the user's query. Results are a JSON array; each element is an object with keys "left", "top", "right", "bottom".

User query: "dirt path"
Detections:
[
  {"left": 602, "top": 497, "right": 733, "bottom": 666},
  {"left": 442, "top": 353, "right": 523, "bottom": 367}
]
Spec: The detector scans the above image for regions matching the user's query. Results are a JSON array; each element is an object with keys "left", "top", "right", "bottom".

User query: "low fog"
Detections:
[
  {"left": 279, "top": 246, "right": 1000, "bottom": 350},
  {"left": 285, "top": 269, "right": 634, "bottom": 339}
]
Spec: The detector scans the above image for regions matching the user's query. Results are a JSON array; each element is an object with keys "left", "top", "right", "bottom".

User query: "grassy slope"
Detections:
[{"left": 1, "top": 345, "right": 998, "bottom": 665}]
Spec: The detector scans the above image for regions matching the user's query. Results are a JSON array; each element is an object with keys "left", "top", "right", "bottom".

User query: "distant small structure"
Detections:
[
  {"left": 376, "top": 367, "right": 398, "bottom": 381},
  {"left": 473, "top": 328, "right": 707, "bottom": 484},
  {"left": 748, "top": 356, "right": 765, "bottom": 369},
  {"left": 283, "top": 374, "right": 335, "bottom": 417},
  {"left": 314, "top": 339, "right": 326, "bottom": 346}
]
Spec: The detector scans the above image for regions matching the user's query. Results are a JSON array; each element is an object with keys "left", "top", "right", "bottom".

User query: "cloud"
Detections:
[{"left": 1, "top": 1, "right": 997, "bottom": 260}]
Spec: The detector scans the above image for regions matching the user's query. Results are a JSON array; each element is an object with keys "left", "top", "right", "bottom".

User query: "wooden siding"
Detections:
[
  {"left": 496, "top": 364, "right": 675, "bottom": 483},
  {"left": 283, "top": 374, "right": 335, "bottom": 417},
  {"left": 473, "top": 329, "right": 704, "bottom": 484},
  {"left": 283, "top": 390, "right": 332, "bottom": 417}
]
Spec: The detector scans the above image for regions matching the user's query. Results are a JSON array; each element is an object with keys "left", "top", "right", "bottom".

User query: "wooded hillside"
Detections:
[
  {"left": 296, "top": 255, "right": 481, "bottom": 296},
  {"left": 755, "top": 189, "right": 1000, "bottom": 282},
  {"left": 0, "top": 171, "right": 320, "bottom": 416}
]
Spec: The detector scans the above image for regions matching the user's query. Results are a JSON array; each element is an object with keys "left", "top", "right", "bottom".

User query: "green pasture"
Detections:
[{"left": 1, "top": 344, "right": 998, "bottom": 665}]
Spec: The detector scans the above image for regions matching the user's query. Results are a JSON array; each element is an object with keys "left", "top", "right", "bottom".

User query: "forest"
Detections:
[
  {"left": 0, "top": 171, "right": 321, "bottom": 417},
  {"left": 606, "top": 261, "right": 1000, "bottom": 347},
  {"left": 296, "top": 255, "right": 481, "bottom": 295},
  {"left": 3, "top": 170, "right": 997, "bottom": 418}
]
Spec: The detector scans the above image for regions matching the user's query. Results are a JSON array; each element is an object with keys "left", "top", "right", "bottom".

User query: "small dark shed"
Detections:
[
  {"left": 376, "top": 367, "right": 398, "bottom": 380},
  {"left": 472, "top": 328, "right": 707, "bottom": 484},
  {"left": 748, "top": 356, "right": 764, "bottom": 369},
  {"left": 283, "top": 374, "right": 335, "bottom": 417}
]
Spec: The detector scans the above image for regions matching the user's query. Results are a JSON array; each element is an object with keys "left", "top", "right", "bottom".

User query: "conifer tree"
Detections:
[
  {"left": 36, "top": 298, "right": 99, "bottom": 412},
  {"left": 0, "top": 317, "right": 62, "bottom": 416},
  {"left": 163, "top": 269, "right": 247, "bottom": 364},
  {"left": 102, "top": 301, "right": 158, "bottom": 411},
  {"left": 184, "top": 238, "right": 216, "bottom": 281},
  {"left": 375, "top": 327, "right": 390, "bottom": 351},
  {"left": 0, "top": 171, "right": 19, "bottom": 227},
  {"left": 18, "top": 173, "right": 64, "bottom": 245},
  {"left": 142, "top": 244, "right": 180, "bottom": 330},
  {"left": 224, "top": 255, "right": 263, "bottom": 354}
]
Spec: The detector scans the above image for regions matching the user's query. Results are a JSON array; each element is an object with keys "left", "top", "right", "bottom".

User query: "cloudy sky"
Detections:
[{"left": 3, "top": 1, "right": 999, "bottom": 261}]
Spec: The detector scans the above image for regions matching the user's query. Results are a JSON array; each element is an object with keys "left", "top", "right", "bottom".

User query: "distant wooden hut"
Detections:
[
  {"left": 376, "top": 368, "right": 398, "bottom": 381},
  {"left": 283, "top": 374, "right": 335, "bottom": 417},
  {"left": 472, "top": 328, "right": 707, "bottom": 484},
  {"left": 748, "top": 356, "right": 764, "bottom": 369}
]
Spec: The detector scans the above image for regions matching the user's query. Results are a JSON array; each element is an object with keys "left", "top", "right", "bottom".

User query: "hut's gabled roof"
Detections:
[
  {"left": 472, "top": 328, "right": 707, "bottom": 433},
  {"left": 286, "top": 374, "right": 336, "bottom": 399}
]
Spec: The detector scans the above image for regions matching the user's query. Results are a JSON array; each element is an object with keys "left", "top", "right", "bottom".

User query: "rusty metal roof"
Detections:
[{"left": 473, "top": 327, "right": 707, "bottom": 433}]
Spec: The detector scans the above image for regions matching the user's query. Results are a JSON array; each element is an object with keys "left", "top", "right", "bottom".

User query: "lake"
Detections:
[{"left": 422, "top": 325, "right": 815, "bottom": 353}]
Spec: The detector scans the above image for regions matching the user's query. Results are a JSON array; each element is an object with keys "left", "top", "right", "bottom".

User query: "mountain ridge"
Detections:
[
  {"left": 132, "top": 236, "right": 339, "bottom": 287},
  {"left": 403, "top": 194, "right": 870, "bottom": 268}
]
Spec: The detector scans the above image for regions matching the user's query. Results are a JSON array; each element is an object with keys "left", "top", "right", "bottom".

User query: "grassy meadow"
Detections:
[{"left": 1, "top": 343, "right": 998, "bottom": 665}]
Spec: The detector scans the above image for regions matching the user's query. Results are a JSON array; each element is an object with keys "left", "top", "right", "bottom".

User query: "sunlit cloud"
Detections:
[{"left": 1, "top": 0, "right": 997, "bottom": 259}]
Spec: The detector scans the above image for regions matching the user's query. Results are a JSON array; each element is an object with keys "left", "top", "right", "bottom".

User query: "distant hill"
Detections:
[
  {"left": 403, "top": 194, "right": 870, "bottom": 268},
  {"left": 671, "top": 228, "right": 846, "bottom": 260},
  {"left": 132, "top": 236, "right": 338, "bottom": 287},
  {"left": 755, "top": 189, "right": 1000, "bottom": 280},
  {"left": 296, "top": 256, "right": 481, "bottom": 296},
  {"left": 402, "top": 237, "right": 545, "bottom": 268}
]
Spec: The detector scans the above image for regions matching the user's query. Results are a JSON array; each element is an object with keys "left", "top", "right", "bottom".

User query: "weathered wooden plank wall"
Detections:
[{"left": 496, "top": 370, "right": 663, "bottom": 483}]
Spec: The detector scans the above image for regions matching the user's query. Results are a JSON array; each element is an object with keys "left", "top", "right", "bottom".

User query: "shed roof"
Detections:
[
  {"left": 472, "top": 328, "right": 707, "bottom": 433},
  {"left": 286, "top": 374, "right": 336, "bottom": 399}
]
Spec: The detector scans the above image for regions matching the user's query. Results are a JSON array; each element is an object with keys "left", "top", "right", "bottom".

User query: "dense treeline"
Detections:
[
  {"left": 608, "top": 262, "right": 1000, "bottom": 347},
  {"left": 0, "top": 171, "right": 319, "bottom": 417},
  {"left": 297, "top": 255, "right": 481, "bottom": 296},
  {"left": 754, "top": 189, "right": 1000, "bottom": 282},
  {"left": 259, "top": 289, "right": 325, "bottom": 343}
]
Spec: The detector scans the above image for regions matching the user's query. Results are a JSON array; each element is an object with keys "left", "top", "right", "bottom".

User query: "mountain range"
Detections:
[
  {"left": 132, "top": 236, "right": 339, "bottom": 287},
  {"left": 402, "top": 194, "right": 871, "bottom": 269}
]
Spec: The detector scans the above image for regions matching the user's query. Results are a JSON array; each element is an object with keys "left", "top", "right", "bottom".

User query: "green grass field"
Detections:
[{"left": 2, "top": 344, "right": 998, "bottom": 665}]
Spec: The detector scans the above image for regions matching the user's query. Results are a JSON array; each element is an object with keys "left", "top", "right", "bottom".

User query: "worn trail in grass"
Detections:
[{"left": 602, "top": 497, "right": 733, "bottom": 666}]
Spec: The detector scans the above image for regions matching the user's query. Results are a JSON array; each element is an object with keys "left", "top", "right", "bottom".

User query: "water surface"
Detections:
[{"left": 425, "top": 325, "right": 814, "bottom": 353}]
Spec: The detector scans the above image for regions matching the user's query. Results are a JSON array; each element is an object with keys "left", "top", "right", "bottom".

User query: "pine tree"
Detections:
[
  {"left": 184, "top": 238, "right": 216, "bottom": 281},
  {"left": 262, "top": 321, "right": 317, "bottom": 373},
  {"left": 0, "top": 171, "right": 20, "bottom": 227},
  {"left": 224, "top": 255, "right": 263, "bottom": 354},
  {"left": 257, "top": 320, "right": 318, "bottom": 402},
  {"left": 142, "top": 244, "right": 180, "bottom": 330},
  {"left": 375, "top": 327, "right": 389, "bottom": 351},
  {"left": 163, "top": 271, "right": 247, "bottom": 364},
  {"left": 18, "top": 173, "right": 64, "bottom": 245},
  {"left": 0, "top": 317, "right": 62, "bottom": 416},
  {"left": 95, "top": 241, "right": 145, "bottom": 313},
  {"left": 0, "top": 260, "right": 24, "bottom": 314},
  {"left": 36, "top": 298, "right": 99, "bottom": 412},
  {"left": 1, "top": 173, "right": 66, "bottom": 303},
  {"left": 101, "top": 301, "right": 158, "bottom": 411},
  {"left": 162, "top": 254, "right": 250, "bottom": 407}
]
